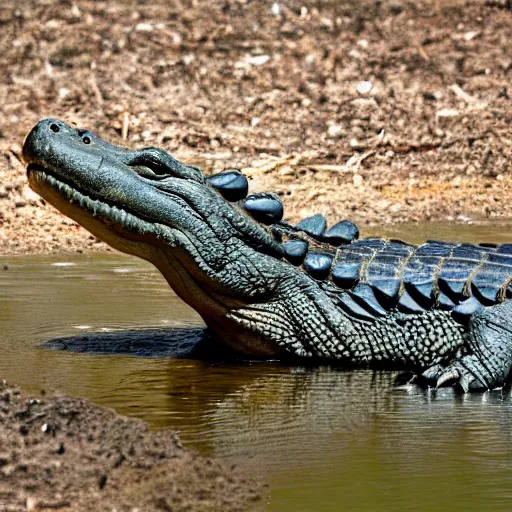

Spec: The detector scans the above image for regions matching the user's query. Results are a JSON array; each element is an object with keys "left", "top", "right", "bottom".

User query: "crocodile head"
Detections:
[{"left": 22, "top": 118, "right": 330, "bottom": 356}]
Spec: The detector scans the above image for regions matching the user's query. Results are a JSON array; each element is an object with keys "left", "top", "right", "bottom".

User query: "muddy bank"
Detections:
[
  {"left": 0, "top": 0, "right": 511, "bottom": 255},
  {"left": 0, "top": 381, "right": 264, "bottom": 512}
]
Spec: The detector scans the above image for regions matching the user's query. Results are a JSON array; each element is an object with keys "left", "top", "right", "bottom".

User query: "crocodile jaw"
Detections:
[{"left": 28, "top": 164, "right": 177, "bottom": 260}]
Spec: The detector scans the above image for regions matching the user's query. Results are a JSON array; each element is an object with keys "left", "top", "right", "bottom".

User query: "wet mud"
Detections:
[{"left": 0, "top": 381, "right": 264, "bottom": 512}]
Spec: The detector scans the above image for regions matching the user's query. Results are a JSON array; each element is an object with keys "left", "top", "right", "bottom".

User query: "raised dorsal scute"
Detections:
[
  {"left": 331, "top": 261, "right": 361, "bottom": 289},
  {"left": 451, "top": 296, "right": 483, "bottom": 325},
  {"left": 208, "top": 169, "right": 248, "bottom": 202},
  {"left": 296, "top": 214, "right": 327, "bottom": 237},
  {"left": 404, "top": 280, "right": 435, "bottom": 309},
  {"left": 336, "top": 293, "right": 377, "bottom": 322},
  {"left": 303, "top": 252, "right": 333, "bottom": 280},
  {"left": 350, "top": 283, "right": 387, "bottom": 317},
  {"left": 283, "top": 239, "right": 308, "bottom": 266},
  {"left": 370, "top": 277, "right": 401, "bottom": 308},
  {"left": 323, "top": 220, "right": 359, "bottom": 246},
  {"left": 397, "top": 289, "right": 425, "bottom": 314},
  {"left": 243, "top": 193, "right": 284, "bottom": 224}
]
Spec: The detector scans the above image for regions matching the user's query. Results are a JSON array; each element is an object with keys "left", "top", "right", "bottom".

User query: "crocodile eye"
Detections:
[
  {"left": 82, "top": 136, "right": 91, "bottom": 144},
  {"left": 50, "top": 123, "right": 60, "bottom": 133}
]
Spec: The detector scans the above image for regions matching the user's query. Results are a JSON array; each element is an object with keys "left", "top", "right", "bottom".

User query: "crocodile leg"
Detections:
[{"left": 424, "top": 300, "right": 512, "bottom": 391}]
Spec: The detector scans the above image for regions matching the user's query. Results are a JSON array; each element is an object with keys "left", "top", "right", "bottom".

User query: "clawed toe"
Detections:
[
  {"left": 435, "top": 368, "right": 461, "bottom": 389},
  {"left": 421, "top": 364, "right": 441, "bottom": 383},
  {"left": 419, "top": 362, "right": 484, "bottom": 393},
  {"left": 436, "top": 368, "right": 479, "bottom": 393}
]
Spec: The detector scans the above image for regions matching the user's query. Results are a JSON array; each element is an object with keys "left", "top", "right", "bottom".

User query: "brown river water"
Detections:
[{"left": 2, "top": 222, "right": 512, "bottom": 511}]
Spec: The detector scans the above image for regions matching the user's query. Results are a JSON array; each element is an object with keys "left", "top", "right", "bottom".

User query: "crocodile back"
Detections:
[
  {"left": 335, "top": 239, "right": 512, "bottom": 304},
  {"left": 274, "top": 221, "right": 512, "bottom": 322}
]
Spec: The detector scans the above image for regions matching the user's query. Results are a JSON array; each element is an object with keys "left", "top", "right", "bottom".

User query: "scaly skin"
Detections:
[{"left": 22, "top": 118, "right": 512, "bottom": 392}]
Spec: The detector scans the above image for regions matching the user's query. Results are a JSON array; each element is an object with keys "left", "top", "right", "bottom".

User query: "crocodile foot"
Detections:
[
  {"left": 422, "top": 358, "right": 490, "bottom": 392},
  {"left": 421, "top": 300, "right": 512, "bottom": 392}
]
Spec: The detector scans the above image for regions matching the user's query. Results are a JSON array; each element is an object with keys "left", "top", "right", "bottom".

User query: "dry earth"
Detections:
[{"left": 0, "top": 0, "right": 511, "bottom": 254}]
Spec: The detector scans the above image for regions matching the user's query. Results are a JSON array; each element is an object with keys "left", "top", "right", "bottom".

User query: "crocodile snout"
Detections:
[{"left": 22, "top": 118, "right": 70, "bottom": 165}]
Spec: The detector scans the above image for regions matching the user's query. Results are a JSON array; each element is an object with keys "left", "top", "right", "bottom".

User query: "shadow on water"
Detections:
[
  {"left": 3, "top": 223, "right": 512, "bottom": 511},
  {"left": 43, "top": 326, "right": 227, "bottom": 359}
]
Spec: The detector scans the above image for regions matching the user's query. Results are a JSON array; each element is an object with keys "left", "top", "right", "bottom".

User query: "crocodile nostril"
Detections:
[
  {"left": 50, "top": 123, "right": 60, "bottom": 133},
  {"left": 83, "top": 136, "right": 91, "bottom": 144}
]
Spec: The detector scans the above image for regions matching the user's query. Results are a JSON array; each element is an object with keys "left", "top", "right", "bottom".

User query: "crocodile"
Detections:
[{"left": 22, "top": 118, "right": 512, "bottom": 392}]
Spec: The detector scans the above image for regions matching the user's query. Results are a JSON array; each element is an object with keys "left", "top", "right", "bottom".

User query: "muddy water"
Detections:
[{"left": 2, "top": 222, "right": 512, "bottom": 512}]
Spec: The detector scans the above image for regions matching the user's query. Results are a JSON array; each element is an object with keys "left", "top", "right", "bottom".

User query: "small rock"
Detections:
[
  {"left": 280, "top": 22, "right": 295, "bottom": 35},
  {"left": 14, "top": 196, "right": 26, "bottom": 208},
  {"left": 436, "top": 108, "right": 459, "bottom": 118},
  {"left": 327, "top": 124, "right": 343, "bottom": 138},
  {"left": 320, "top": 17, "right": 333, "bottom": 29},
  {"left": 356, "top": 81, "right": 373, "bottom": 94},
  {"left": 423, "top": 91, "right": 437, "bottom": 101},
  {"left": 463, "top": 31, "right": 480, "bottom": 41},
  {"left": 451, "top": 176, "right": 462, "bottom": 188},
  {"left": 349, "top": 49, "right": 363, "bottom": 60},
  {"left": 353, "top": 174, "right": 363, "bottom": 187},
  {"left": 135, "top": 23, "right": 153, "bottom": 32},
  {"left": 26, "top": 497, "right": 37, "bottom": 512},
  {"left": 245, "top": 55, "right": 270, "bottom": 66},
  {"left": 182, "top": 54, "right": 194, "bottom": 66},
  {"left": 350, "top": 138, "right": 367, "bottom": 150}
]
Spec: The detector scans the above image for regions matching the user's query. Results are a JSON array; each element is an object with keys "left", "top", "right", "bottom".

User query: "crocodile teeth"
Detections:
[{"left": 36, "top": 170, "right": 169, "bottom": 238}]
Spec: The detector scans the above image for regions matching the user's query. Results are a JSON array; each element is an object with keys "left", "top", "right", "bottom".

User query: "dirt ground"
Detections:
[
  {"left": 0, "top": 0, "right": 511, "bottom": 254},
  {"left": 0, "top": 381, "right": 264, "bottom": 512}
]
